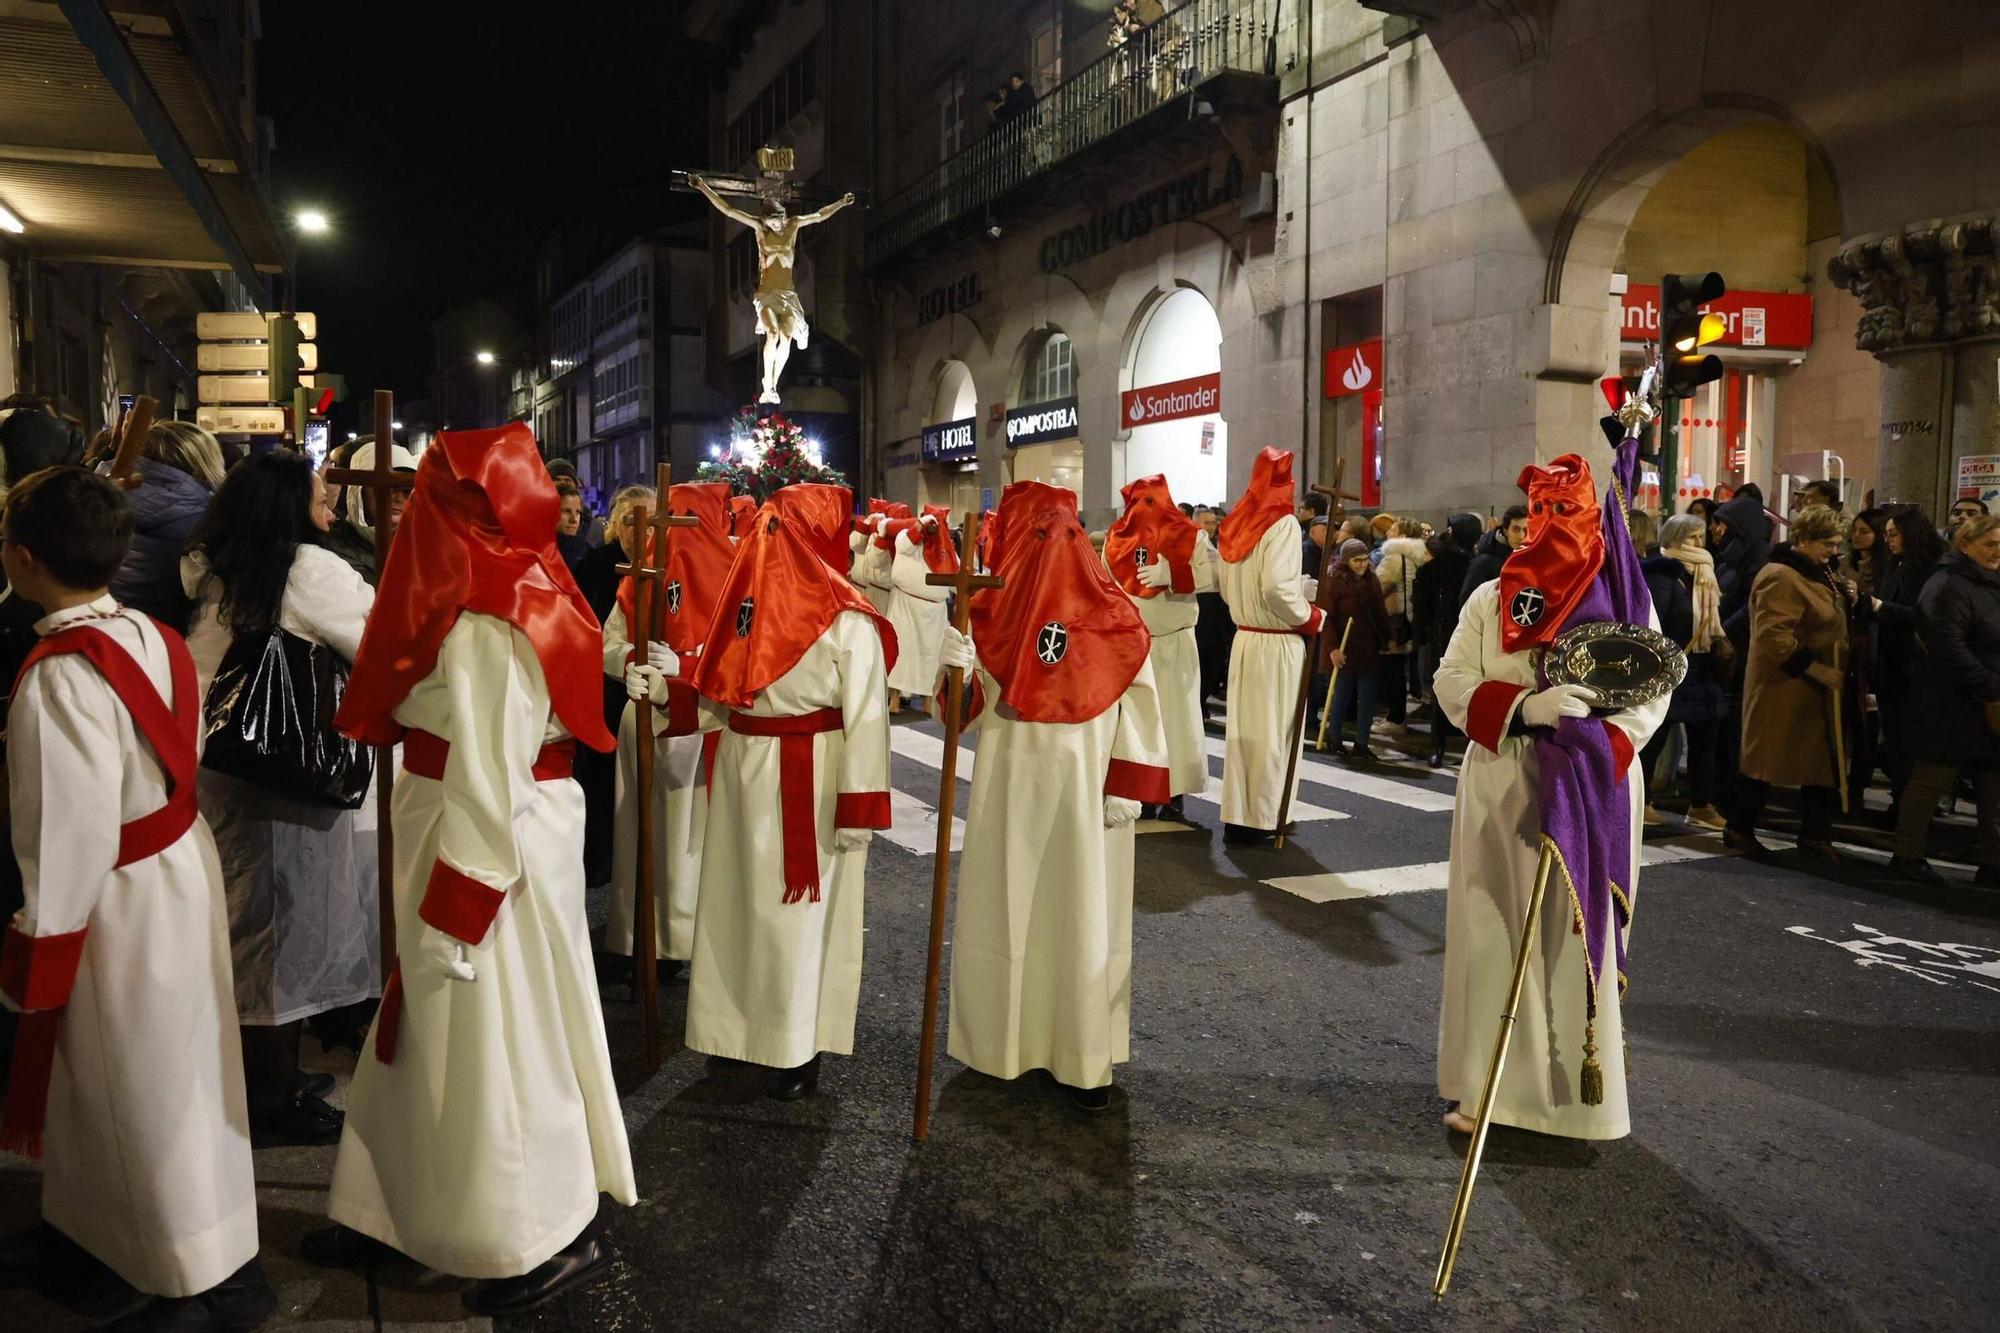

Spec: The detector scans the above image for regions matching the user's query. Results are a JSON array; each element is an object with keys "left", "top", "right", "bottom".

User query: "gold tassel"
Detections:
[{"left": 1580, "top": 1018, "right": 1604, "bottom": 1106}]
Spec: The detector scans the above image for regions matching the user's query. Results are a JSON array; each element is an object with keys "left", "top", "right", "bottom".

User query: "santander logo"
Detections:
[
  {"left": 1122, "top": 371, "right": 1222, "bottom": 428},
  {"left": 1340, "top": 347, "right": 1372, "bottom": 392}
]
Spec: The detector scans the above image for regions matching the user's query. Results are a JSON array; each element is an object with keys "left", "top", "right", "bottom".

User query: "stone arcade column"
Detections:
[{"left": 1827, "top": 218, "right": 2000, "bottom": 512}]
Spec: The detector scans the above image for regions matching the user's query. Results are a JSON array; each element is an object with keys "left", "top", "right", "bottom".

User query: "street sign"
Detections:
[
  {"left": 197, "top": 311, "right": 317, "bottom": 340},
  {"left": 195, "top": 405, "right": 286, "bottom": 435},
  {"left": 199, "top": 373, "right": 316, "bottom": 404},
  {"left": 198, "top": 342, "right": 318, "bottom": 372}
]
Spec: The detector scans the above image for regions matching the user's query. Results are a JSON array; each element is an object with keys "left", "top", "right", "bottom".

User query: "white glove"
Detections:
[
  {"left": 1104, "top": 796, "right": 1143, "bottom": 828},
  {"left": 1137, "top": 555, "right": 1173, "bottom": 590},
  {"left": 939, "top": 626, "right": 977, "bottom": 674},
  {"left": 1519, "top": 683, "right": 1596, "bottom": 728},
  {"left": 834, "top": 828, "right": 873, "bottom": 852},
  {"left": 626, "top": 662, "right": 671, "bottom": 704},
  {"left": 647, "top": 641, "right": 681, "bottom": 677},
  {"left": 421, "top": 926, "right": 477, "bottom": 983},
  {"left": 1300, "top": 576, "right": 1319, "bottom": 605}
]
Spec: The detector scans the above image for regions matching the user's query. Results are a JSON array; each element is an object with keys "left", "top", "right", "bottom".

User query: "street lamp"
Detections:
[
  {"left": 475, "top": 349, "right": 496, "bottom": 366},
  {"left": 295, "top": 209, "right": 330, "bottom": 235}
]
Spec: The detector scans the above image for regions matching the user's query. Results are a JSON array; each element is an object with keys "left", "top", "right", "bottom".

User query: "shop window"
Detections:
[{"left": 1021, "top": 332, "right": 1075, "bottom": 404}]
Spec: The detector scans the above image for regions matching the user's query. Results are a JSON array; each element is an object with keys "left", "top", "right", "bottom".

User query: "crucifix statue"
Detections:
[{"left": 685, "top": 146, "right": 857, "bottom": 406}]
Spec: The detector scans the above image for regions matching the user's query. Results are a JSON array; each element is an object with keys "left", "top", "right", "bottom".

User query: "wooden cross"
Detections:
[
  {"left": 105, "top": 395, "right": 157, "bottom": 489},
  {"left": 911, "top": 512, "right": 1004, "bottom": 1141},
  {"left": 1276, "top": 459, "right": 1362, "bottom": 850},
  {"left": 323, "top": 390, "right": 416, "bottom": 973},
  {"left": 614, "top": 461, "right": 698, "bottom": 1074}
]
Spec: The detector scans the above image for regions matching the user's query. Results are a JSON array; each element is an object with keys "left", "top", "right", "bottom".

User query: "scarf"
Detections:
[{"left": 1671, "top": 543, "right": 1723, "bottom": 652}]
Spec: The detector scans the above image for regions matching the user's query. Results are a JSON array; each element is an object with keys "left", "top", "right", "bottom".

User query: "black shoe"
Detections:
[
  {"left": 1222, "top": 823, "right": 1273, "bottom": 845},
  {"left": 462, "top": 1234, "right": 612, "bottom": 1317},
  {"left": 1795, "top": 837, "right": 1841, "bottom": 864},
  {"left": 1891, "top": 855, "right": 1943, "bottom": 883},
  {"left": 767, "top": 1054, "right": 821, "bottom": 1101},
  {"left": 100, "top": 1257, "right": 277, "bottom": 1332},
  {"left": 1162, "top": 796, "right": 1192, "bottom": 825},
  {"left": 250, "top": 1091, "right": 343, "bottom": 1148},
  {"left": 297, "top": 1071, "right": 335, "bottom": 1099},
  {"left": 1063, "top": 1081, "right": 1113, "bottom": 1112},
  {"left": 1138, "top": 803, "right": 1160, "bottom": 821},
  {"left": 1722, "top": 827, "right": 1769, "bottom": 860},
  {"left": 299, "top": 1223, "right": 408, "bottom": 1269},
  {"left": 1350, "top": 746, "right": 1379, "bottom": 762}
]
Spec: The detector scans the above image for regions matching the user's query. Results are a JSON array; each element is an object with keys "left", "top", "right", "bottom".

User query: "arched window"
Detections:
[{"left": 1020, "top": 331, "right": 1075, "bottom": 405}]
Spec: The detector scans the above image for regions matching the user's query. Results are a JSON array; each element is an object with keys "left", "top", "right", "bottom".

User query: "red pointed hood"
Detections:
[
  {"left": 335, "top": 422, "right": 615, "bottom": 752},
  {"left": 691, "top": 483, "right": 897, "bottom": 709},
  {"left": 969, "top": 481, "right": 1150, "bottom": 724},
  {"left": 1218, "top": 447, "right": 1296, "bottom": 563},
  {"left": 1105, "top": 473, "right": 1198, "bottom": 598},
  {"left": 616, "top": 481, "right": 737, "bottom": 655},
  {"left": 728, "top": 493, "right": 759, "bottom": 537},
  {"left": 1498, "top": 454, "right": 1605, "bottom": 654},
  {"left": 882, "top": 504, "right": 960, "bottom": 575}
]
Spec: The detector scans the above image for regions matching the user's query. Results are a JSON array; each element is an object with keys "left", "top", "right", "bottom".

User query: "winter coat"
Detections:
[
  {"left": 1907, "top": 553, "right": 2000, "bottom": 768},
  {"left": 1641, "top": 554, "right": 1723, "bottom": 723},
  {"left": 1872, "top": 550, "right": 1943, "bottom": 700},
  {"left": 1712, "top": 491, "right": 1773, "bottom": 640},
  {"left": 1377, "top": 535, "right": 1429, "bottom": 622},
  {"left": 1459, "top": 528, "right": 1511, "bottom": 607},
  {"left": 324, "top": 518, "right": 378, "bottom": 584},
  {"left": 1413, "top": 539, "right": 1474, "bottom": 663},
  {"left": 1740, "top": 545, "right": 1850, "bottom": 789},
  {"left": 108, "top": 460, "right": 212, "bottom": 632},
  {"left": 1319, "top": 567, "right": 1390, "bottom": 673}
]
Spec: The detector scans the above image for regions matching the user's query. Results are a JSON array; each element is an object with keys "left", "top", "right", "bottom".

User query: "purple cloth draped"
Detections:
[{"left": 1533, "top": 438, "right": 1653, "bottom": 1007}]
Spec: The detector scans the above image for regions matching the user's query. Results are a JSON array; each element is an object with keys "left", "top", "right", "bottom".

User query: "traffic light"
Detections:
[
  {"left": 1658, "top": 272, "right": 1725, "bottom": 398},
  {"left": 266, "top": 314, "right": 303, "bottom": 402}
]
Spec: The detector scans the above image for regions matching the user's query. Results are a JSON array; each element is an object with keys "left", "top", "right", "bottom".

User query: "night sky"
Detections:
[{"left": 258, "top": 3, "right": 710, "bottom": 432}]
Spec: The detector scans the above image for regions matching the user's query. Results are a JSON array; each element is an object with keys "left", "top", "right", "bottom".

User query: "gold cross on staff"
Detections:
[
  {"left": 323, "top": 391, "right": 415, "bottom": 573},
  {"left": 104, "top": 395, "right": 158, "bottom": 489},
  {"left": 612, "top": 461, "right": 697, "bottom": 1075}
]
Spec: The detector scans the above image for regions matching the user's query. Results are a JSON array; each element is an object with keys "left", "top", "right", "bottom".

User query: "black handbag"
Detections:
[{"left": 200, "top": 625, "right": 373, "bottom": 809}]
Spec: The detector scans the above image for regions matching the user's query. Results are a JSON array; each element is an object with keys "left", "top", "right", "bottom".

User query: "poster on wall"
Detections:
[{"left": 1957, "top": 453, "right": 2000, "bottom": 508}]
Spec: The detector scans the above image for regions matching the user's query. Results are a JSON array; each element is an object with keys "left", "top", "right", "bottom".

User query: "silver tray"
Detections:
[{"left": 1531, "top": 620, "right": 1687, "bottom": 709}]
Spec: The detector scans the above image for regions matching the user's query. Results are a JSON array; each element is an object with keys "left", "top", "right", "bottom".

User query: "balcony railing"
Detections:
[{"left": 867, "top": 0, "right": 1273, "bottom": 267}]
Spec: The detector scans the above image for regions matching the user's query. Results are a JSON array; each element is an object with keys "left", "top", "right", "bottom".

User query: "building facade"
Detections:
[{"left": 856, "top": 0, "right": 2000, "bottom": 526}]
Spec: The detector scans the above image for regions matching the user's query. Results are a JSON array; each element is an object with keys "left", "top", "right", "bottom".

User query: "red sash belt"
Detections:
[
  {"left": 728, "top": 706, "right": 843, "bottom": 904},
  {"left": 402, "top": 729, "right": 577, "bottom": 782},
  {"left": 3, "top": 619, "right": 198, "bottom": 1158}
]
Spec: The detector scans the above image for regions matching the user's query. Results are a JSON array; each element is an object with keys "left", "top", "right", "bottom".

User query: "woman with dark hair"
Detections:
[
  {"left": 1845, "top": 507, "right": 1889, "bottom": 599},
  {"left": 1871, "top": 506, "right": 1950, "bottom": 818},
  {"left": 181, "top": 450, "right": 375, "bottom": 1145}
]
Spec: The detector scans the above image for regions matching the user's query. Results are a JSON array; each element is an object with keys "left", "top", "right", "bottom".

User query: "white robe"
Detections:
[
  {"left": 948, "top": 659, "right": 1172, "bottom": 1089},
  {"left": 1217, "top": 516, "right": 1317, "bottom": 828},
  {"left": 686, "top": 610, "right": 891, "bottom": 1069},
  {"left": 853, "top": 538, "right": 894, "bottom": 616},
  {"left": 1129, "top": 528, "right": 1219, "bottom": 798},
  {"left": 4, "top": 600, "right": 257, "bottom": 1297},
  {"left": 329, "top": 613, "right": 636, "bottom": 1278},
  {"left": 1432, "top": 582, "right": 1668, "bottom": 1139},
  {"left": 601, "top": 604, "right": 713, "bottom": 960},
  {"left": 885, "top": 528, "right": 948, "bottom": 697}
]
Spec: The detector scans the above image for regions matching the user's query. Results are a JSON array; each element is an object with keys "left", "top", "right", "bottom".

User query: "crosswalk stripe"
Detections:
[
  {"left": 882, "top": 787, "right": 964, "bottom": 854},
  {"left": 1266, "top": 862, "right": 1451, "bottom": 902},
  {"left": 1199, "top": 735, "right": 1456, "bottom": 813}
]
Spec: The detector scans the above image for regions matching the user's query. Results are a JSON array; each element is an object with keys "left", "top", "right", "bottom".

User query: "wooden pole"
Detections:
[
  {"left": 912, "top": 513, "right": 1004, "bottom": 1141},
  {"left": 617, "top": 464, "right": 696, "bottom": 1074},
  {"left": 1275, "top": 466, "right": 1358, "bottom": 851},
  {"left": 1312, "top": 620, "right": 1356, "bottom": 752},
  {"left": 323, "top": 391, "right": 415, "bottom": 978},
  {"left": 105, "top": 395, "right": 157, "bottom": 487},
  {"left": 1433, "top": 839, "right": 1557, "bottom": 1300}
]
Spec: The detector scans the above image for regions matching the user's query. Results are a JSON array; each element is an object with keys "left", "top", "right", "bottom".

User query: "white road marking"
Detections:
[
  {"left": 1200, "top": 735, "right": 1456, "bottom": 813},
  {"left": 1266, "top": 862, "right": 1451, "bottom": 902},
  {"left": 882, "top": 787, "right": 963, "bottom": 854}
]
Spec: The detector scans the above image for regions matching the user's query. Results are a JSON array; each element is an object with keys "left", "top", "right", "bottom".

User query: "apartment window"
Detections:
[
  {"left": 1021, "top": 331, "right": 1075, "bottom": 404},
  {"left": 1029, "top": 4, "right": 1063, "bottom": 92},
  {"left": 939, "top": 71, "right": 967, "bottom": 163},
  {"left": 723, "top": 38, "right": 820, "bottom": 167}
]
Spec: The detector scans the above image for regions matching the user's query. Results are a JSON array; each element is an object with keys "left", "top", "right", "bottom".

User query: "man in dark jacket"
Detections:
[
  {"left": 1458, "top": 505, "right": 1527, "bottom": 606},
  {"left": 1414, "top": 513, "right": 1482, "bottom": 764},
  {"left": 1712, "top": 484, "right": 1773, "bottom": 640}
]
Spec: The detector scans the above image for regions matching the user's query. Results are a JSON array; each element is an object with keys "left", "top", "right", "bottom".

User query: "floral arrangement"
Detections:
[{"left": 696, "top": 405, "right": 846, "bottom": 502}]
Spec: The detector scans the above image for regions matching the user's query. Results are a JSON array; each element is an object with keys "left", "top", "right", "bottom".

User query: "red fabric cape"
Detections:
[
  {"left": 1498, "top": 453, "right": 1605, "bottom": 654},
  {"left": 1104, "top": 473, "right": 1198, "bottom": 598},
  {"left": 1218, "top": 447, "right": 1297, "bottom": 563},
  {"left": 969, "top": 481, "right": 1149, "bottom": 724},
  {"left": 880, "top": 505, "right": 960, "bottom": 575},
  {"left": 692, "top": 483, "right": 898, "bottom": 709},
  {"left": 728, "top": 494, "right": 758, "bottom": 536},
  {"left": 616, "top": 481, "right": 736, "bottom": 655},
  {"left": 975, "top": 509, "right": 999, "bottom": 572},
  {"left": 336, "top": 422, "right": 615, "bottom": 752}
]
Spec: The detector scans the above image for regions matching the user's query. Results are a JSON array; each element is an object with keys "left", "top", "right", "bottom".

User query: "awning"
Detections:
[{"left": 0, "top": 1, "right": 288, "bottom": 296}]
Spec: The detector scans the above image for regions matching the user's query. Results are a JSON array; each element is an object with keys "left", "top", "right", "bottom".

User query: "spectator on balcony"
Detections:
[
  {"left": 983, "top": 89, "right": 1006, "bottom": 130},
  {"left": 1006, "top": 73, "right": 1037, "bottom": 120}
]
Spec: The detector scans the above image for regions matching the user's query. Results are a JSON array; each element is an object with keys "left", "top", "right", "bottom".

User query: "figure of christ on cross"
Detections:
[
  {"left": 1275, "top": 463, "right": 1359, "bottom": 850},
  {"left": 323, "top": 390, "right": 415, "bottom": 967},
  {"left": 615, "top": 463, "right": 699, "bottom": 1073},
  {"left": 688, "top": 174, "right": 855, "bottom": 405},
  {"left": 912, "top": 513, "right": 1003, "bottom": 1140}
]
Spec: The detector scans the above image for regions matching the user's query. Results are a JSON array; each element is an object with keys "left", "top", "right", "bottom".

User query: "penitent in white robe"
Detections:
[
  {"left": 1130, "top": 528, "right": 1219, "bottom": 798},
  {"left": 853, "top": 537, "right": 894, "bottom": 617},
  {"left": 885, "top": 528, "right": 948, "bottom": 697},
  {"left": 1217, "top": 516, "right": 1317, "bottom": 829},
  {"left": 686, "top": 610, "right": 891, "bottom": 1069},
  {"left": 4, "top": 600, "right": 257, "bottom": 1297},
  {"left": 329, "top": 612, "right": 636, "bottom": 1279},
  {"left": 948, "top": 658, "right": 1172, "bottom": 1090},
  {"left": 1432, "top": 582, "right": 1667, "bottom": 1139},
  {"left": 601, "top": 604, "right": 714, "bottom": 961}
]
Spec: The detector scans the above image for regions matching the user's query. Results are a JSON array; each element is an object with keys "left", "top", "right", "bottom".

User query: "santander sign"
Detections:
[{"left": 1122, "top": 371, "right": 1222, "bottom": 428}]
